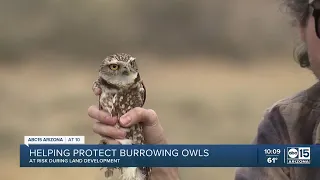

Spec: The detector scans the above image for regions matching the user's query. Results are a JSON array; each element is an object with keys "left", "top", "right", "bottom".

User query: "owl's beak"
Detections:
[{"left": 122, "top": 70, "right": 129, "bottom": 76}]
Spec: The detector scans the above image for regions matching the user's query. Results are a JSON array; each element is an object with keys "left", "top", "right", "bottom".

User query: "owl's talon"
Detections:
[
  {"left": 104, "top": 168, "right": 114, "bottom": 178},
  {"left": 100, "top": 139, "right": 108, "bottom": 145}
]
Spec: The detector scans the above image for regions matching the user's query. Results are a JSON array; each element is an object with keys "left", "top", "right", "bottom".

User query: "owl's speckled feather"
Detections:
[{"left": 92, "top": 53, "right": 151, "bottom": 180}]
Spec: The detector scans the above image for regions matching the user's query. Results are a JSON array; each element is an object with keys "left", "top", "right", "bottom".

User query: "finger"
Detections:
[
  {"left": 93, "top": 122, "right": 126, "bottom": 139},
  {"left": 119, "top": 107, "right": 158, "bottom": 127},
  {"left": 93, "top": 88, "right": 101, "bottom": 96},
  {"left": 88, "top": 105, "right": 117, "bottom": 125}
]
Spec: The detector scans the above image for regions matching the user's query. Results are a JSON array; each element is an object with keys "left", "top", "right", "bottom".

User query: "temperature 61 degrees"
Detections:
[{"left": 267, "top": 157, "right": 278, "bottom": 164}]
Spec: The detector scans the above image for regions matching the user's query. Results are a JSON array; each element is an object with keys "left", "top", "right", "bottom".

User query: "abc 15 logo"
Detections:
[{"left": 287, "top": 147, "right": 311, "bottom": 160}]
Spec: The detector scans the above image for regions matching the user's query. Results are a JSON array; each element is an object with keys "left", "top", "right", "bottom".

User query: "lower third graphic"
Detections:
[{"left": 286, "top": 147, "right": 311, "bottom": 164}]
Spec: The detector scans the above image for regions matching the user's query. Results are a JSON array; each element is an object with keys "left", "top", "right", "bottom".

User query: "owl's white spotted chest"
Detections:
[
  {"left": 100, "top": 86, "right": 143, "bottom": 116},
  {"left": 99, "top": 83, "right": 145, "bottom": 144}
]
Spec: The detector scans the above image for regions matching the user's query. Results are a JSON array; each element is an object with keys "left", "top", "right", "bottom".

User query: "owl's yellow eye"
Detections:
[{"left": 109, "top": 64, "right": 119, "bottom": 70}]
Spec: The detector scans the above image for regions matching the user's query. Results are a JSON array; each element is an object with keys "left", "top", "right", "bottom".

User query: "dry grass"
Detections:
[{"left": 0, "top": 55, "right": 316, "bottom": 180}]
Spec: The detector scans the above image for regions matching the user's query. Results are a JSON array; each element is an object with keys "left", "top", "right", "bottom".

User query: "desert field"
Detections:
[{"left": 0, "top": 55, "right": 317, "bottom": 180}]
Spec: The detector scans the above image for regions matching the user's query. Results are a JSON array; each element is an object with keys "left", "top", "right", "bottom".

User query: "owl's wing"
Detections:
[
  {"left": 141, "top": 81, "right": 147, "bottom": 107},
  {"left": 93, "top": 78, "right": 103, "bottom": 110},
  {"left": 98, "top": 95, "right": 103, "bottom": 110}
]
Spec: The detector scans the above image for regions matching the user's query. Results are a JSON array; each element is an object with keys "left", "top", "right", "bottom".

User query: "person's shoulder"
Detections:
[
  {"left": 255, "top": 82, "right": 320, "bottom": 144},
  {"left": 264, "top": 82, "right": 320, "bottom": 118}
]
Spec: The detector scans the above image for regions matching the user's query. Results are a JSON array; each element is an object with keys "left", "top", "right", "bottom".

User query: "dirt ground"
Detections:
[{"left": 0, "top": 55, "right": 316, "bottom": 180}]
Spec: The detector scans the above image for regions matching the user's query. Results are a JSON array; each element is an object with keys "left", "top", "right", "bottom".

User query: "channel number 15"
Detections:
[{"left": 297, "top": 147, "right": 310, "bottom": 160}]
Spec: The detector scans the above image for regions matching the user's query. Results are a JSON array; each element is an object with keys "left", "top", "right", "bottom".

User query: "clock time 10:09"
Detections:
[{"left": 264, "top": 149, "right": 281, "bottom": 155}]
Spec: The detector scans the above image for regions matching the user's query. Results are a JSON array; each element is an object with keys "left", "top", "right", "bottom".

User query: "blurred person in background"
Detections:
[
  {"left": 236, "top": 0, "right": 320, "bottom": 179},
  {"left": 88, "top": 0, "right": 320, "bottom": 179}
]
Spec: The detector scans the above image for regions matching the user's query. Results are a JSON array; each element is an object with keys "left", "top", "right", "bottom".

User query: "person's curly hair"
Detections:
[{"left": 282, "top": 0, "right": 311, "bottom": 68}]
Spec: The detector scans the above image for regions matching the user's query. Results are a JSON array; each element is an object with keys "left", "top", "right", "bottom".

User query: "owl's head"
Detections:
[{"left": 99, "top": 53, "right": 140, "bottom": 88}]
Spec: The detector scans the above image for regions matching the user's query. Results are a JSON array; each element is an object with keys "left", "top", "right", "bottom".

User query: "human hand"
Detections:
[
  {"left": 88, "top": 88, "right": 167, "bottom": 145},
  {"left": 88, "top": 87, "right": 179, "bottom": 180}
]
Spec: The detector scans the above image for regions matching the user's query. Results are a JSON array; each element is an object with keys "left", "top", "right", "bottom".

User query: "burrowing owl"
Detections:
[{"left": 92, "top": 53, "right": 151, "bottom": 180}]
